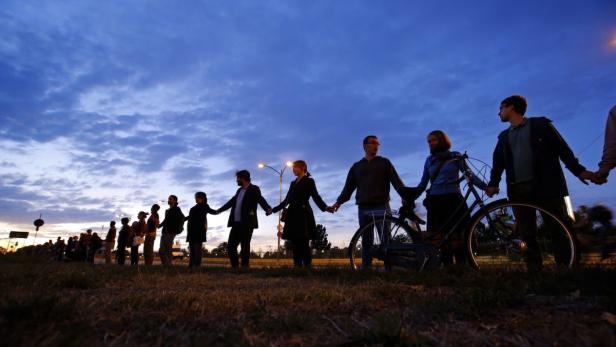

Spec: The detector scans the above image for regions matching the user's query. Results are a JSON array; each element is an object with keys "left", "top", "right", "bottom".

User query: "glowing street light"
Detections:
[{"left": 258, "top": 161, "right": 293, "bottom": 256}]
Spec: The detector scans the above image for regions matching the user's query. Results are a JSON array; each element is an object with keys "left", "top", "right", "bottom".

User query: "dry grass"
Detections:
[{"left": 1, "top": 255, "right": 616, "bottom": 346}]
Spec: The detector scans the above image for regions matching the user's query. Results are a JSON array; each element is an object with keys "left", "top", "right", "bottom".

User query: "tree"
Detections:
[
  {"left": 211, "top": 242, "right": 228, "bottom": 258},
  {"left": 311, "top": 224, "right": 331, "bottom": 256}
]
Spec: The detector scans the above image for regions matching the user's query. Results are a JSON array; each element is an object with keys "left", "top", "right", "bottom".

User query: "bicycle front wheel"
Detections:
[
  {"left": 466, "top": 201, "right": 576, "bottom": 270},
  {"left": 348, "top": 215, "right": 419, "bottom": 270}
]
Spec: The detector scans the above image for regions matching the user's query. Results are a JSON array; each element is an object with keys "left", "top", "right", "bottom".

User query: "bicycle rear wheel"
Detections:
[
  {"left": 466, "top": 201, "right": 576, "bottom": 270},
  {"left": 348, "top": 215, "right": 419, "bottom": 270}
]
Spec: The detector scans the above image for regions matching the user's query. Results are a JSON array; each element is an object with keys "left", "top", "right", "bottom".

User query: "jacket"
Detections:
[
  {"left": 489, "top": 117, "right": 586, "bottom": 199},
  {"left": 186, "top": 203, "right": 217, "bottom": 243},
  {"left": 160, "top": 206, "right": 185, "bottom": 235},
  {"left": 272, "top": 176, "right": 328, "bottom": 240},
  {"left": 218, "top": 184, "right": 271, "bottom": 229}
]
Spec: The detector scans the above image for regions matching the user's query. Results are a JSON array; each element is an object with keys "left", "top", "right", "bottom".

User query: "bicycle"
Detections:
[{"left": 348, "top": 153, "right": 578, "bottom": 271}]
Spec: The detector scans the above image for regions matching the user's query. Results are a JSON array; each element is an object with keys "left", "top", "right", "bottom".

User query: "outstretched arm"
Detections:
[
  {"left": 309, "top": 179, "right": 328, "bottom": 212},
  {"left": 256, "top": 186, "right": 272, "bottom": 212},
  {"left": 335, "top": 165, "right": 357, "bottom": 208}
]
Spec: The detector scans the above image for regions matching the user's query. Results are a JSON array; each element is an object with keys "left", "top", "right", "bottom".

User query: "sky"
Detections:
[{"left": 1, "top": 1, "right": 615, "bottom": 251}]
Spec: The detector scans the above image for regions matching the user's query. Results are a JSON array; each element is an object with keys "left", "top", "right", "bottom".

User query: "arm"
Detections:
[
  {"left": 488, "top": 137, "right": 505, "bottom": 188},
  {"left": 205, "top": 204, "right": 218, "bottom": 215},
  {"left": 387, "top": 159, "right": 406, "bottom": 196},
  {"left": 599, "top": 106, "right": 616, "bottom": 175},
  {"left": 309, "top": 178, "right": 328, "bottom": 212},
  {"left": 545, "top": 121, "right": 586, "bottom": 176},
  {"left": 217, "top": 196, "right": 235, "bottom": 213},
  {"left": 272, "top": 184, "right": 291, "bottom": 213},
  {"left": 416, "top": 157, "right": 431, "bottom": 194},
  {"left": 335, "top": 165, "right": 357, "bottom": 206},
  {"left": 256, "top": 186, "right": 272, "bottom": 211}
]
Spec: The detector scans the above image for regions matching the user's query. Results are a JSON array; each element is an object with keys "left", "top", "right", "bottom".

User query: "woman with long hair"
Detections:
[{"left": 416, "top": 130, "right": 487, "bottom": 265}]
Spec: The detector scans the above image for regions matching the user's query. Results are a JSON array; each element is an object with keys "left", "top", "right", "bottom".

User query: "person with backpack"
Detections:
[{"left": 415, "top": 130, "right": 487, "bottom": 265}]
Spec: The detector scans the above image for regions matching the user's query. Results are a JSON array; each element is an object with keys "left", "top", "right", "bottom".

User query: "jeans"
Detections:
[
  {"left": 189, "top": 242, "right": 203, "bottom": 267},
  {"left": 358, "top": 204, "right": 390, "bottom": 270},
  {"left": 227, "top": 222, "right": 254, "bottom": 268},
  {"left": 143, "top": 235, "right": 155, "bottom": 265},
  {"left": 159, "top": 233, "right": 175, "bottom": 266}
]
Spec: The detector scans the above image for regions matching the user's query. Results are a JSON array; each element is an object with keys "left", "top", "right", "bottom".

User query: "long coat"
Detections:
[
  {"left": 219, "top": 184, "right": 271, "bottom": 229},
  {"left": 186, "top": 203, "right": 217, "bottom": 243},
  {"left": 272, "top": 176, "right": 327, "bottom": 240}
]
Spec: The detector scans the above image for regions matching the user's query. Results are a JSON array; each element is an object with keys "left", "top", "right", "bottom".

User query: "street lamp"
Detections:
[{"left": 258, "top": 161, "right": 293, "bottom": 256}]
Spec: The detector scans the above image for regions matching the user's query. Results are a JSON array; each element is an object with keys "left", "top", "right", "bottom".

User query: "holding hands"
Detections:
[{"left": 266, "top": 208, "right": 273, "bottom": 216}]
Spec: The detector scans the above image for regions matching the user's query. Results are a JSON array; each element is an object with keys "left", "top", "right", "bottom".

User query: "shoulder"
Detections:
[{"left": 529, "top": 116, "right": 552, "bottom": 126}]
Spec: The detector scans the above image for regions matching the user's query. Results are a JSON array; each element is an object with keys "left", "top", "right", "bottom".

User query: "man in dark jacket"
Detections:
[
  {"left": 216, "top": 170, "right": 272, "bottom": 268},
  {"left": 158, "top": 195, "right": 185, "bottom": 266},
  {"left": 186, "top": 192, "right": 218, "bottom": 267},
  {"left": 486, "top": 95, "right": 594, "bottom": 270}
]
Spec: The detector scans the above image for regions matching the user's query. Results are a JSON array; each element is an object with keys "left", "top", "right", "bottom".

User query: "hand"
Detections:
[
  {"left": 485, "top": 186, "right": 499, "bottom": 198},
  {"left": 332, "top": 202, "right": 340, "bottom": 212},
  {"left": 578, "top": 170, "right": 595, "bottom": 184},
  {"left": 266, "top": 208, "right": 273, "bottom": 216},
  {"left": 592, "top": 171, "right": 609, "bottom": 185},
  {"left": 326, "top": 206, "right": 335, "bottom": 214}
]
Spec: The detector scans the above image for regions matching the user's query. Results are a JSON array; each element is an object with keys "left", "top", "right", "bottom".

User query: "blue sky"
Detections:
[{"left": 1, "top": 1, "right": 615, "bottom": 250}]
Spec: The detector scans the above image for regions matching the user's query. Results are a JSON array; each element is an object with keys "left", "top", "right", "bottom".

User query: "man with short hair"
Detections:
[
  {"left": 216, "top": 170, "right": 272, "bottom": 269},
  {"left": 158, "top": 195, "right": 185, "bottom": 266},
  {"left": 331, "top": 135, "right": 406, "bottom": 269},
  {"left": 486, "top": 95, "right": 594, "bottom": 270}
]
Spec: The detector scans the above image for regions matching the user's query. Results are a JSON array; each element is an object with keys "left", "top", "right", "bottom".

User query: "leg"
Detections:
[
  {"left": 117, "top": 244, "right": 125, "bottom": 265},
  {"left": 538, "top": 198, "right": 574, "bottom": 266},
  {"left": 509, "top": 184, "right": 542, "bottom": 270},
  {"left": 194, "top": 242, "right": 203, "bottom": 267},
  {"left": 131, "top": 246, "right": 139, "bottom": 265},
  {"left": 240, "top": 228, "right": 253, "bottom": 268},
  {"left": 104, "top": 242, "right": 112, "bottom": 264},
  {"left": 227, "top": 226, "right": 241, "bottom": 268},
  {"left": 144, "top": 236, "right": 154, "bottom": 265}
]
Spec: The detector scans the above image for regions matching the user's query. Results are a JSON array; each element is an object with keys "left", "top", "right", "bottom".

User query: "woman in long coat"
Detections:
[{"left": 272, "top": 160, "right": 331, "bottom": 267}]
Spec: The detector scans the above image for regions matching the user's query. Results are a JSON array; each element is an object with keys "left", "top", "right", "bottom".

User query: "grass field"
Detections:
[{"left": 2, "top": 255, "right": 616, "bottom": 346}]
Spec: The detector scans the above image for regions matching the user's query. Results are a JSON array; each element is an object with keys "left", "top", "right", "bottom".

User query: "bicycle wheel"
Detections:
[
  {"left": 348, "top": 215, "right": 419, "bottom": 270},
  {"left": 466, "top": 200, "right": 576, "bottom": 270}
]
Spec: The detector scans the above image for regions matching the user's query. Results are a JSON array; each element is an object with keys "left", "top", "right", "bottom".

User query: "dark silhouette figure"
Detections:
[
  {"left": 90, "top": 232, "right": 102, "bottom": 263},
  {"left": 144, "top": 204, "right": 160, "bottom": 265},
  {"left": 216, "top": 170, "right": 272, "bottom": 269},
  {"left": 271, "top": 160, "right": 331, "bottom": 267},
  {"left": 186, "top": 192, "right": 218, "bottom": 268},
  {"left": 331, "top": 135, "right": 406, "bottom": 269},
  {"left": 158, "top": 195, "right": 185, "bottom": 266},
  {"left": 486, "top": 95, "right": 593, "bottom": 270},
  {"left": 116, "top": 218, "right": 131, "bottom": 265},
  {"left": 130, "top": 211, "right": 148, "bottom": 266},
  {"left": 104, "top": 221, "right": 116, "bottom": 264}
]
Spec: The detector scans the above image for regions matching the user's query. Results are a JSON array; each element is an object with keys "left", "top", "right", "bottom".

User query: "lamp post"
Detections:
[{"left": 258, "top": 161, "right": 293, "bottom": 258}]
